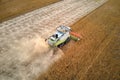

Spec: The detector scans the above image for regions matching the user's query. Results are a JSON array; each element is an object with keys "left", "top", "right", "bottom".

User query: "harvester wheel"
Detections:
[
  {"left": 57, "top": 37, "right": 70, "bottom": 48},
  {"left": 65, "top": 37, "right": 71, "bottom": 44}
]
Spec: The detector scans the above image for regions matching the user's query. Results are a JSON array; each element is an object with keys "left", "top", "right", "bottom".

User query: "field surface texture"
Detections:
[
  {"left": 1, "top": 0, "right": 118, "bottom": 80},
  {"left": 38, "top": 0, "right": 120, "bottom": 80},
  {"left": 0, "top": 0, "right": 59, "bottom": 22}
]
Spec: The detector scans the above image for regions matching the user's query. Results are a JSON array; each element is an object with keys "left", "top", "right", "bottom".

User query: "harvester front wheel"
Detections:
[{"left": 65, "top": 37, "right": 71, "bottom": 44}]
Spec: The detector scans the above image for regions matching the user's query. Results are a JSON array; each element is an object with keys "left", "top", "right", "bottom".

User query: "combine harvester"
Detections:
[{"left": 46, "top": 25, "right": 82, "bottom": 47}]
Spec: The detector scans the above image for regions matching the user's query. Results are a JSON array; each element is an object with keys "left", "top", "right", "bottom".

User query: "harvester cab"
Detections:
[{"left": 47, "top": 26, "right": 71, "bottom": 47}]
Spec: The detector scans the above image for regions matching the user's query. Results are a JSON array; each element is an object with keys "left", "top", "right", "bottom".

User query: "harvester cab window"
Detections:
[
  {"left": 52, "top": 34, "right": 58, "bottom": 38},
  {"left": 55, "top": 34, "right": 58, "bottom": 38}
]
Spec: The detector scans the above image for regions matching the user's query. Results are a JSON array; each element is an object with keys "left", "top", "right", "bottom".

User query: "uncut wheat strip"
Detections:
[
  {"left": 2, "top": 0, "right": 85, "bottom": 40},
  {"left": 0, "top": 0, "right": 78, "bottom": 28},
  {"left": 0, "top": 0, "right": 85, "bottom": 31}
]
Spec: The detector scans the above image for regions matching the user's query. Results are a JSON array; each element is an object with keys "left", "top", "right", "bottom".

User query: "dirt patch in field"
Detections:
[{"left": 37, "top": 0, "right": 120, "bottom": 80}]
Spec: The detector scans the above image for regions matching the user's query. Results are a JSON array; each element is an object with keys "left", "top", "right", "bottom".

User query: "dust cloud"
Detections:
[
  {"left": 18, "top": 35, "right": 50, "bottom": 64},
  {"left": 0, "top": 35, "right": 64, "bottom": 80}
]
